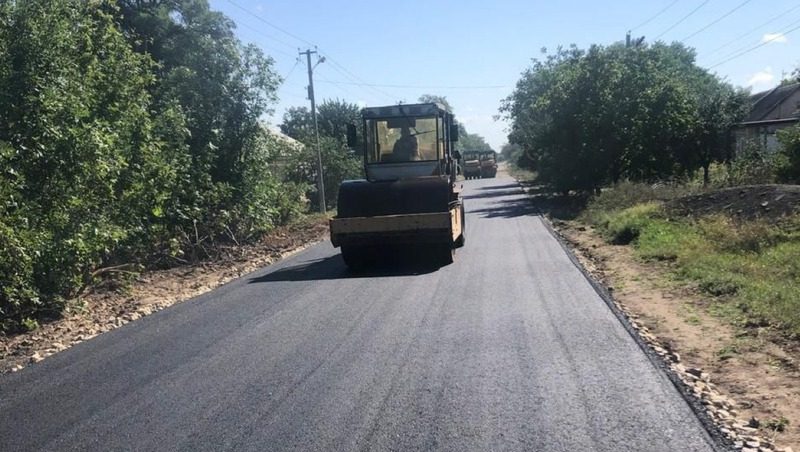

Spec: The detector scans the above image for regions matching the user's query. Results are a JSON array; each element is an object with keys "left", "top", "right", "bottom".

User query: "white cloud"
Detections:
[
  {"left": 746, "top": 66, "right": 775, "bottom": 88},
  {"left": 761, "top": 33, "right": 788, "bottom": 44}
]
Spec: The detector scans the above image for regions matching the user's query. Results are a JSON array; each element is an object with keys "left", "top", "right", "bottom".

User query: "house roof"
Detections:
[{"left": 744, "top": 82, "right": 800, "bottom": 123}]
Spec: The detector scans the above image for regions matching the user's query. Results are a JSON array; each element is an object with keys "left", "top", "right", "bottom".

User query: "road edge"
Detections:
[{"left": 514, "top": 179, "right": 733, "bottom": 452}]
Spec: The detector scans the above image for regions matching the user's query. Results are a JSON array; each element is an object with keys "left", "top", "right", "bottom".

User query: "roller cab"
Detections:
[{"left": 330, "top": 103, "right": 465, "bottom": 269}]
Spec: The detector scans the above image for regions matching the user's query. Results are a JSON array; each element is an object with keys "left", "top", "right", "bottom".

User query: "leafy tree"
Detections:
[
  {"left": 283, "top": 136, "right": 362, "bottom": 210},
  {"left": 279, "top": 99, "right": 365, "bottom": 209},
  {"left": 418, "top": 94, "right": 453, "bottom": 111},
  {"left": 500, "top": 143, "right": 522, "bottom": 162},
  {"left": 689, "top": 75, "right": 750, "bottom": 185},
  {"left": 117, "top": 0, "right": 282, "bottom": 213},
  {"left": 0, "top": 0, "right": 158, "bottom": 328},
  {"left": 280, "top": 99, "right": 363, "bottom": 148},
  {"left": 0, "top": 0, "right": 304, "bottom": 332},
  {"left": 458, "top": 124, "right": 494, "bottom": 152},
  {"left": 416, "top": 94, "right": 493, "bottom": 153},
  {"left": 280, "top": 106, "right": 316, "bottom": 141},
  {"left": 501, "top": 42, "right": 746, "bottom": 191}
]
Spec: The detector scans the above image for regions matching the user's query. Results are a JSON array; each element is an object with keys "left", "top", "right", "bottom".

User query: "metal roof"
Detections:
[{"left": 744, "top": 82, "right": 800, "bottom": 123}]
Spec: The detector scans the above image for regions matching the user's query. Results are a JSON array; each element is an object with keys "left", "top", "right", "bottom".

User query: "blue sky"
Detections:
[{"left": 209, "top": 0, "right": 800, "bottom": 150}]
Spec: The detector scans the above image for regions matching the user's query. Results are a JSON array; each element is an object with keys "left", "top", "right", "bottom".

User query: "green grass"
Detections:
[{"left": 588, "top": 202, "right": 800, "bottom": 337}]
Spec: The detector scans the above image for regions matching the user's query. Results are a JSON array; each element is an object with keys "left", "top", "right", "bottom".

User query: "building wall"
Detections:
[{"left": 733, "top": 121, "right": 798, "bottom": 156}]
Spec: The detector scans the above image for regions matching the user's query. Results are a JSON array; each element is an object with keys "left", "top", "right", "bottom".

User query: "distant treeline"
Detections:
[
  {"left": 501, "top": 42, "right": 800, "bottom": 191},
  {"left": 0, "top": 0, "right": 350, "bottom": 332}
]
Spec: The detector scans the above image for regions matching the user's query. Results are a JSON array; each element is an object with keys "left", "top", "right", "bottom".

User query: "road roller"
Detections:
[{"left": 330, "top": 103, "right": 465, "bottom": 269}]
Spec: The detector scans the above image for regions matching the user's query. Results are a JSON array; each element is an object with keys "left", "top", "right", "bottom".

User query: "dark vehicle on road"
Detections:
[
  {"left": 479, "top": 151, "right": 497, "bottom": 178},
  {"left": 463, "top": 151, "right": 481, "bottom": 179}
]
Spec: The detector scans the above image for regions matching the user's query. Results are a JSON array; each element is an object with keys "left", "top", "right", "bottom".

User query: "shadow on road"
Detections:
[
  {"left": 474, "top": 182, "right": 519, "bottom": 191},
  {"left": 468, "top": 196, "right": 540, "bottom": 218},
  {"left": 462, "top": 187, "right": 523, "bottom": 200},
  {"left": 249, "top": 252, "right": 441, "bottom": 283},
  {"left": 518, "top": 182, "right": 589, "bottom": 220}
]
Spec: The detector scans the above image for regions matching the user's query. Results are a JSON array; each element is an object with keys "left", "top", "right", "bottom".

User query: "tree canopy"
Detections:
[
  {"left": 0, "top": 0, "right": 307, "bottom": 332},
  {"left": 501, "top": 43, "right": 748, "bottom": 191},
  {"left": 416, "top": 94, "right": 494, "bottom": 153},
  {"left": 279, "top": 99, "right": 363, "bottom": 210}
]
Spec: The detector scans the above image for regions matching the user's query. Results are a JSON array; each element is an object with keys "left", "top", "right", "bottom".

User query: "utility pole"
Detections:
[{"left": 300, "top": 48, "right": 326, "bottom": 213}]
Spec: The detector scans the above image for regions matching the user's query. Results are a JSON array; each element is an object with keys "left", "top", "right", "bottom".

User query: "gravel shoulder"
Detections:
[{"left": 0, "top": 216, "right": 328, "bottom": 374}]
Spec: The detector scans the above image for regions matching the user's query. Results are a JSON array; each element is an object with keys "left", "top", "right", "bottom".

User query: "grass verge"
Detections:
[{"left": 583, "top": 192, "right": 800, "bottom": 337}]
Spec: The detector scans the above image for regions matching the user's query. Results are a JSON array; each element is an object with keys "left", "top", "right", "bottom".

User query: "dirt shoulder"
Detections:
[
  {"left": 535, "top": 198, "right": 800, "bottom": 451},
  {"left": 0, "top": 216, "right": 329, "bottom": 374}
]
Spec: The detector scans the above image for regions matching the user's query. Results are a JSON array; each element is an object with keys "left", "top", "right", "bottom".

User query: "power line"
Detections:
[
  {"left": 680, "top": 0, "right": 753, "bottom": 41},
  {"left": 225, "top": 0, "right": 315, "bottom": 47},
  {"left": 710, "top": 15, "right": 800, "bottom": 65},
  {"left": 654, "top": 0, "right": 710, "bottom": 40},
  {"left": 316, "top": 78, "right": 510, "bottom": 90},
  {"left": 282, "top": 58, "right": 301, "bottom": 82},
  {"left": 704, "top": 4, "right": 800, "bottom": 54},
  {"left": 222, "top": 0, "right": 401, "bottom": 104},
  {"left": 708, "top": 20, "right": 800, "bottom": 69},
  {"left": 631, "top": 0, "right": 679, "bottom": 32},
  {"left": 232, "top": 19, "right": 296, "bottom": 58},
  {"left": 318, "top": 53, "right": 400, "bottom": 102}
]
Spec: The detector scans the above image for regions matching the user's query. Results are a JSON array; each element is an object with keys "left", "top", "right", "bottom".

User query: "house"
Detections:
[{"left": 733, "top": 82, "right": 800, "bottom": 155}]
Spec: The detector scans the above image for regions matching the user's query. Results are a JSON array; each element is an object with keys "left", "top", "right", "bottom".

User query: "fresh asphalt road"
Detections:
[{"left": 0, "top": 174, "right": 720, "bottom": 452}]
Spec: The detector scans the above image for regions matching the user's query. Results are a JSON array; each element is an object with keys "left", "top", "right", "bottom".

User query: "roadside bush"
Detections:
[
  {"left": 586, "top": 187, "right": 800, "bottom": 335},
  {"left": 777, "top": 124, "right": 800, "bottom": 183},
  {"left": 581, "top": 182, "right": 695, "bottom": 225},
  {"left": 284, "top": 136, "right": 362, "bottom": 210},
  {"left": 0, "top": 1, "right": 309, "bottom": 333},
  {"left": 726, "top": 142, "right": 786, "bottom": 185},
  {"left": 596, "top": 202, "right": 662, "bottom": 244},
  {"left": 0, "top": 221, "right": 43, "bottom": 332}
]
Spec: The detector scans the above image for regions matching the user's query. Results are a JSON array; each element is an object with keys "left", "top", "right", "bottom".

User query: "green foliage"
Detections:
[
  {"left": 0, "top": 0, "right": 306, "bottom": 332},
  {"left": 416, "top": 94, "right": 493, "bottom": 153},
  {"left": 418, "top": 94, "right": 453, "bottom": 112},
  {"left": 777, "top": 123, "right": 800, "bottom": 182},
  {"left": 500, "top": 143, "right": 522, "bottom": 162},
  {"left": 501, "top": 43, "right": 748, "bottom": 191},
  {"left": 590, "top": 200, "right": 800, "bottom": 336},
  {"left": 457, "top": 124, "right": 493, "bottom": 153},
  {"left": 596, "top": 202, "right": 662, "bottom": 245},
  {"left": 279, "top": 98, "right": 365, "bottom": 209},
  {"left": 580, "top": 181, "right": 697, "bottom": 225},
  {"left": 283, "top": 136, "right": 362, "bottom": 210},
  {"left": 727, "top": 141, "right": 787, "bottom": 185}
]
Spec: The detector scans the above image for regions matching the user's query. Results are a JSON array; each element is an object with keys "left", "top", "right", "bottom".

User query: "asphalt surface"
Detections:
[{"left": 0, "top": 174, "right": 720, "bottom": 452}]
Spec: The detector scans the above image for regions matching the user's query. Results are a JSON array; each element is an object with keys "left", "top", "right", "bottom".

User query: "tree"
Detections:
[
  {"left": 500, "top": 42, "right": 745, "bottom": 191},
  {"left": 0, "top": 0, "right": 303, "bottom": 332},
  {"left": 117, "top": 0, "right": 281, "bottom": 196},
  {"left": 458, "top": 124, "right": 494, "bottom": 153},
  {"left": 0, "top": 0, "right": 158, "bottom": 327},
  {"left": 280, "top": 99, "right": 362, "bottom": 148},
  {"left": 416, "top": 94, "right": 494, "bottom": 153},
  {"left": 279, "top": 98, "right": 364, "bottom": 209},
  {"left": 689, "top": 76, "right": 750, "bottom": 185},
  {"left": 500, "top": 143, "right": 522, "bottom": 162},
  {"left": 418, "top": 94, "right": 453, "bottom": 111}
]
